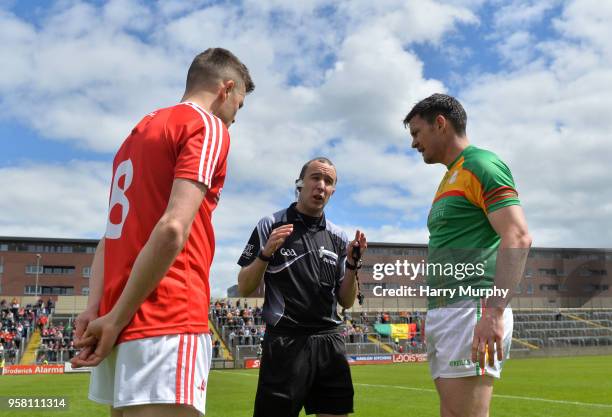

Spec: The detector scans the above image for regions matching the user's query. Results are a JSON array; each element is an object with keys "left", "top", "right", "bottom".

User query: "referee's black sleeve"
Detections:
[{"left": 237, "top": 227, "right": 260, "bottom": 267}]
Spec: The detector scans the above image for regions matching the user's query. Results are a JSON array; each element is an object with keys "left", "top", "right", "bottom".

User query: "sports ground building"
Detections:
[
  {"left": 1, "top": 236, "right": 611, "bottom": 371},
  {"left": 1, "top": 236, "right": 611, "bottom": 310}
]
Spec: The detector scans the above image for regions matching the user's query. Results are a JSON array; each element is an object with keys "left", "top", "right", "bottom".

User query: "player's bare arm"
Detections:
[
  {"left": 472, "top": 205, "right": 532, "bottom": 369},
  {"left": 237, "top": 224, "right": 293, "bottom": 296},
  {"left": 71, "top": 238, "right": 105, "bottom": 365},
  {"left": 72, "top": 178, "right": 207, "bottom": 367},
  {"left": 337, "top": 230, "right": 367, "bottom": 309}
]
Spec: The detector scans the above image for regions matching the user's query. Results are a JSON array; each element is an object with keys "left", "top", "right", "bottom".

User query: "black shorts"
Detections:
[{"left": 253, "top": 331, "right": 354, "bottom": 417}]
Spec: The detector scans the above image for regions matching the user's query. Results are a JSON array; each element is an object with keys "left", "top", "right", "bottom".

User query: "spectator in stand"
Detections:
[
  {"left": 254, "top": 307, "right": 263, "bottom": 325},
  {"left": 65, "top": 321, "right": 73, "bottom": 339},
  {"left": 68, "top": 340, "right": 77, "bottom": 360},
  {"left": 34, "top": 321, "right": 74, "bottom": 363},
  {"left": 10, "top": 298, "right": 19, "bottom": 316},
  {"left": 27, "top": 308, "right": 35, "bottom": 323},
  {"left": 13, "top": 332, "right": 21, "bottom": 350},
  {"left": 38, "top": 315, "right": 48, "bottom": 332},
  {"left": 229, "top": 330, "right": 236, "bottom": 348},
  {"left": 213, "top": 339, "right": 221, "bottom": 358},
  {"left": 5, "top": 339, "right": 16, "bottom": 363}
]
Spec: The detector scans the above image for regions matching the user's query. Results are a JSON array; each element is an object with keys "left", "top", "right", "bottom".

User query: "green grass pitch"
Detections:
[{"left": 1, "top": 355, "right": 611, "bottom": 417}]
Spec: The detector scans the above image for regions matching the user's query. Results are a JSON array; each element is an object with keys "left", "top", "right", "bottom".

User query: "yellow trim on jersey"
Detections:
[{"left": 433, "top": 157, "right": 487, "bottom": 212}]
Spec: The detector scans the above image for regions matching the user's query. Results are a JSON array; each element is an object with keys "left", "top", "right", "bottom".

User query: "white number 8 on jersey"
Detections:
[{"left": 105, "top": 159, "right": 134, "bottom": 239}]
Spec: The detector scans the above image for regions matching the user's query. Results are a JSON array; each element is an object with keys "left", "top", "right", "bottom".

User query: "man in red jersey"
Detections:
[{"left": 70, "top": 48, "right": 254, "bottom": 417}]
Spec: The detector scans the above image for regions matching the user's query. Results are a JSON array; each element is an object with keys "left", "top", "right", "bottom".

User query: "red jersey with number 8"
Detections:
[{"left": 100, "top": 102, "right": 230, "bottom": 344}]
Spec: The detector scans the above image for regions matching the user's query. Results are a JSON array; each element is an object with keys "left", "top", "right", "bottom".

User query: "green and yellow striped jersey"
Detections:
[{"left": 426, "top": 145, "right": 521, "bottom": 308}]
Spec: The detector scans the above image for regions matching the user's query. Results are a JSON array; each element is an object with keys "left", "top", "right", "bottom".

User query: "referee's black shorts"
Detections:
[{"left": 253, "top": 330, "right": 354, "bottom": 417}]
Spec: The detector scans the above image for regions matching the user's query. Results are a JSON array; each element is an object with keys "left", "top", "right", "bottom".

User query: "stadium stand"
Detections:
[
  {"left": 36, "top": 321, "right": 76, "bottom": 364},
  {"left": 31, "top": 314, "right": 227, "bottom": 365},
  {"left": 208, "top": 300, "right": 428, "bottom": 363},
  {"left": 513, "top": 310, "right": 612, "bottom": 349},
  {"left": 208, "top": 299, "right": 612, "bottom": 366},
  {"left": 4, "top": 295, "right": 611, "bottom": 370},
  {"left": 0, "top": 298, "right": 45, "bottom": 366}
]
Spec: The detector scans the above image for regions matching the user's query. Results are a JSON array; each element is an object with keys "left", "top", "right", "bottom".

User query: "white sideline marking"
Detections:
[
  {"left": 214, "top": 371, "right": 612, "bottom": 409},
  {"left": 212, "top": 370, "right": 257, "bottom": 377},
  {"left": 356, "top": 383, "right": 612, "bottom": 409}
]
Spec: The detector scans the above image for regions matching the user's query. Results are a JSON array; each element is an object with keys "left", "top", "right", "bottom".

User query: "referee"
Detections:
[{"left": 237, "top": 157, "right": 367, "bottom": 417}]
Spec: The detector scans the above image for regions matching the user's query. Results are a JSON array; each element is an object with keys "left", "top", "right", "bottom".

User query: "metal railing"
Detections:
[
  {"left": 35, "top": 348, "right": 76, "bottom": 364},
  {"left": 345, "top": 343, "right": 382, "bottom": 355}
]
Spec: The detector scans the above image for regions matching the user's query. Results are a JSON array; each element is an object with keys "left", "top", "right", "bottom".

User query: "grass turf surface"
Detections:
[{"left": 1, "top": 355, "right": 611, "bottom": 417}]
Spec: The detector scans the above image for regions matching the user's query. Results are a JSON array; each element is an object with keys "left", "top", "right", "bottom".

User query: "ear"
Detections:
[
  {"left": 221, "top": 79, "right": 236, "bottom": 101},
  {"left": 435, "top": 114, "right": 446, "bottom": 131}
]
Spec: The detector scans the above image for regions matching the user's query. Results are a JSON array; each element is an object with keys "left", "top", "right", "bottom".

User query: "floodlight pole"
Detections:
[{"left": 35, "top": 253, "right": 42, "bottom": 296}]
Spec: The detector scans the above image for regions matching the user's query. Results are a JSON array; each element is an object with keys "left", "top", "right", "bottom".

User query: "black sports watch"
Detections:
[
  {"left": 345, "top": 260, "right": 357, "bottom": 270},
  {"left": 258, "top": 250, "right": 274, "bottom": 262}
]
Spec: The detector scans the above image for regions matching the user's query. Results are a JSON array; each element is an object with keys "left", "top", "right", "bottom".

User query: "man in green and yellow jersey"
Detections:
[{"left": 404, "top": 94, "right": 532, "bottom": 417}]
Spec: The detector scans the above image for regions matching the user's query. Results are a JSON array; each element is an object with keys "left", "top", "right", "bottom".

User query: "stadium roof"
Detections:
[{"left": 0, "top": 236, "right": 99, "bottom": 244}]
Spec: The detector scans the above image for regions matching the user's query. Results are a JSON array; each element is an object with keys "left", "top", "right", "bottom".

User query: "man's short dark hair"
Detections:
[
  {"left": 298, "top": 157, "right": 337, "bottom": 185},
  {"left": 403, "top": 93, "right": 467, "bottom": 136},
  {"left": 185, "top": 48, "right": 255, "bottom": 94}
]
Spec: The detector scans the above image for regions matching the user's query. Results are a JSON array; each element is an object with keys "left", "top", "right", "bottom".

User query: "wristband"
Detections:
[
  {"left": 345, "top": 260, "right": 357, "bottom": 270},
  {"left": 258, "top": 250, "right": 274, "bottom": 262}
]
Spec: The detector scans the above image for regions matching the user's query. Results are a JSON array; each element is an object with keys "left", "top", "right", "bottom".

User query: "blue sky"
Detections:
[{"left": 1, "top": 0, "right": 611, "bottom": 295}]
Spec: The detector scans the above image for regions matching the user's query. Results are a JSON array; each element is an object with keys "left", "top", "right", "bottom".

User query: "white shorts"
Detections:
[
  {"left": 89, "top": 333, "right": 212, "bottom": 415},
  {"left": 425, "top": 299, "right": 512, "bottom": 379}
]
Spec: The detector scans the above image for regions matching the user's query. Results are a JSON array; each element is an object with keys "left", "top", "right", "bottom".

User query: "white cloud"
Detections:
[
  {"left": 553, "top": 0, "right": 612, "bottom": 57},
  {"left": 493, "top": 0, "right": 560, "bottom": 29},
  {"left": 208, "top": 243, "right": 244, "bottom": 298},
  {"left": 338, "top": 0, "right": 477, "bottom": 46},
  {"left": 212, "top": 191, "right": 282, "bottom": 242},
  {"left": 337, "top": 223, "right": 429, "bottom": 246},
  {"left": 102, "top": 0, "right": 153, "bottom": 31},
  {"left": 461, "top": 0, "right": 612, "bottom": 248},
  {"left": 0, "top": 161, "right": 110, "bottom": 238},
  {"left": 497, "top": 30, "right": 534, "bottom": 67},
  {"left": 155, "top": 0, "right": 208, "bottom": 18},
  {"left": 487, "top": 1, "right": 560, "bottom": 71},
  {"left": 1, "top": 0, "right": 610, "bottom": 304},
  {"left": 351, "top": 187, "right": 421, "bottom": 212}
]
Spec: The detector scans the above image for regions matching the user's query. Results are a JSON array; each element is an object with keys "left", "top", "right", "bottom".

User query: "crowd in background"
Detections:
[
  {"left": 209, "top": 299, "right": 425, "bottom": 356},
  {"left": 1, "top": 297, "right": 54, "bottom": 366}
]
